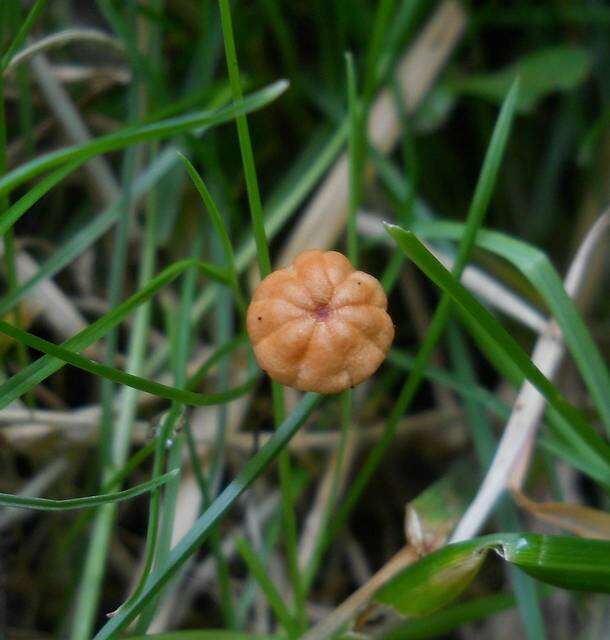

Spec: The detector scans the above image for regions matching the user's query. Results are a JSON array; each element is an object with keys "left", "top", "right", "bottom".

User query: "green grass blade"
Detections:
[
  {"left": 0, "top": 157, "right": 81, "bottom": 237},
  {"left": 179, "top": 153, "right": 245, "bottom": 313},
  {"left": 0, "top": 147, "right": 177, "bottom": 317},
  {"left": 219, "top": 0, "right": 273, "bottom": 277},
  {"left": 0, "top": 80, "right": 287, "bottom": 200},
  {"left": 0, "top": 259, "right": 225, "bottom": 409},
  {"left": 93, "top": 392, "right": 323, "bottom": 639},
  {"left": 235, "top": 536, "right": 298, "bottom": 636},
  {"left": 0, "top": 319, "right": 256, "bottom": 406},
  {"left": 410, "top": 218, "right": 610, "bottom": 437},
  {"left": 0, "top": 470, "right": 177, "bottom": 511},
  {"left": 386, "top": 225, "right": 610, "bottom": 475},
  {"left": 112, "top": 406, "right": 184, "bottom": 619},
  {"left": 0, "top": 0, "right": 46, "bottom": 71},
  {"left": 218, "top": 0, "right": 304, "bottom": 630},
  {"left": 327, "top": 78, "right": 520, "bottom": 550}
]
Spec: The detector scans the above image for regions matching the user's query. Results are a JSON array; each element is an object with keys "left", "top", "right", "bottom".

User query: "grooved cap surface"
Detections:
[{"left": 247, "top": 250, "right": 394, "bottom": 394}]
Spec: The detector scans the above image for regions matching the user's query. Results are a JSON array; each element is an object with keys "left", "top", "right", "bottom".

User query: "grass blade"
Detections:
[
  {"left": 93, "top": 392, "right": 322, "bottom": 639},
  {"left": 0, "top": 0, "right": 47, "bottom": 71},
  {"left": 236, "top": 536, "right": 298, "bottom": 636},
  {"left": 0, "top": 319, "right": 256, "bottom": 406},
  {"left": 179, "top": 153, "right": 245, "bottom": 313},
  {"left": 328, "top": 78, "right": 520, "bottom": 549},
  {"left": 410, "top": 218, "right": 610, "bottom": 436},
  {"left": 0, "top": 80, "right": 288, "bottom": 200},
  {"left": 218, "top": 0, "right": 304, "bottom": 630},
  {"left": 386, "top": 226, "right": 610, "bottom": 476},
  {"left": 0, "top": 259, "right": 225, "bottom": 409},
  {"left": 0, "top": 470, "right": 177, "bottom": 511}
]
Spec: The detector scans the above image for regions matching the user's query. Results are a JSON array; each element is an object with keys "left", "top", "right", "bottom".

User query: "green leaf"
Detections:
[
  {"left": 0, "top": 80, "right": 288, "bottom": 200},
  {"left": 409, "top": 219, "right": 610, "bottom": 438},
  {"left": 451, "top": 47, "right": 591, "bottom": 111},
  {"left": 376, "top": 534, "right": 610, "bottom": 619},
  {"left": 501, "top": 534, "right": 610, "bottom": 593},
  {"left": 385, "top": 226, "right": 610, "bottom": 481},
  {"left": 0, "top": 470, "right": 177, "bottom": 511},
  {"left": 375, "top": 538, "right": 497, "bottom": 616}
]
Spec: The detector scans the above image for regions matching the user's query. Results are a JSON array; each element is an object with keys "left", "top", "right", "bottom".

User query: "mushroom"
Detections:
[{"left": 247, "top": 249, "right": 394, "bottom": 394}]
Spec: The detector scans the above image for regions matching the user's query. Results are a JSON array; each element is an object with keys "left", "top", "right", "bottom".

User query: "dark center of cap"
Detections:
[{"left": 313, "top": 305, "right": 331, "bottom": 320}]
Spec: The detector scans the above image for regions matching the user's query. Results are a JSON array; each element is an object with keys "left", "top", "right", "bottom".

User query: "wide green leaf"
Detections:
[
  {"left": 375, "top": 538, "right": 495, "bottom": 616},
  {"left": 451, "top": 47, "right": 590, "bottom": 111},
  {"left": 375, "top": 534, "right": 610, "bottom": 619},
  {"left": 500, "top": 534, "right": 610, "bottom": 592}
]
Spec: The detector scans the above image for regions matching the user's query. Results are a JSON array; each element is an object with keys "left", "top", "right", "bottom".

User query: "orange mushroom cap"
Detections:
[{"left": 247, "top": 249, "right": 394, "bottom": 394}]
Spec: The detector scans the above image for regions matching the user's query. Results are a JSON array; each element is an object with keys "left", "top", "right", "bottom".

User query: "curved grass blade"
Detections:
[
  {"left": 0, "top": 80, "right": 288, "bottom": 200},
  {"left": 0, "top": 320, "right": 256, "bottom": 406},
  {"left": 0, "top": 259, "right": 226, "bottom": 409},
  {"left": 0, "top": 469, "right": 177, "bottom": 511},
  {"left": 410, "top": 218, "right": 610, "bottom": 436},
  {"left": 94, "top": 392, "right": 323, "bottom": 640},
  {"left": 386, "top": 226, "right": 610, "bottom": 475},
  {"left": 324, "top": 78, "right": 520, "bottom": 559}
]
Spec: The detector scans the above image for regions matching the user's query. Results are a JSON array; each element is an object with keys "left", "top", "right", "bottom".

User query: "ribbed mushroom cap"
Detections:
[{"left": 247, "top": 250, "right": 394, "bottom": 394}]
